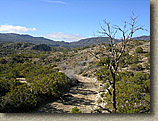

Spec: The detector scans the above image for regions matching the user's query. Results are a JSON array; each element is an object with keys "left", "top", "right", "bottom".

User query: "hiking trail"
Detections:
[{"left": 34, "top": 75, "right": 99, "bottom": 113}]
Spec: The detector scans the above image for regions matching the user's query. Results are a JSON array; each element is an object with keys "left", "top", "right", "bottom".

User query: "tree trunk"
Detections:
[{"left": 112, "top": 73, "right": 117, "bottom": 113}]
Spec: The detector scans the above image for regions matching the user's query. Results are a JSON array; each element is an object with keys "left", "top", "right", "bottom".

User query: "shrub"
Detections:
[
  {"left": 133, "top": 72, "right": 150, "bottom": 85},
  {"left": 128, "top": 54, "right": 139, "bottom": 64},
  {"left": 98, "top": 57, "right": 110, "bottom": 66},
  {"left": 81, "top": 46, "right": 90, "bottom": 50},
  {"left": 32, "top": 72, "right": 70, "bottom": 97},
  {"left": 0, "top": 79, "right": 20, "bottom": 97},
  {"left": 119, "top": 52, "right": 131, "bottom": 67},
  {"left": 130, "top": 64, "right": 143, "bottom": 71},
  {"left": 133, "top": 40, "right": 142, "bottom": 46},
  {"left": 71, "top": 106, "right": 82, "bottom": 113},
  {"left": 144, "top": 63, "right": 150, "bottom": 70},
  {"left": 116, "top": 72, "right": 150, "bottom": 113},
  {"left": 0, "top": 58, "right": 7, "bottom": 64},
  {"left": 130, "top": 64, "right": 137, "bottom": 70},
  {"left": 136, "top": 64, "right": 143, "bottom": 71},
  {"left": 145, "top": 52, "right": 150, "bottom": 58},
  {"left": 94, "top": 51, "right": 101, "bottom": 55},
  {"left": 135, "top": 47, "right": 143, "bottom": 53},
  {"left": 32, "top": 44, "right": 51, "bottom": 51},
  {"left": 0, "top": 84, "right": 37, "bottom": 112},
  {"left": 106, "top": 46, "right": 112, "bottom": 51},
  {"left": 96, "top": 67, "right": 112, "bottom": 83},
  {"left": 145, "top": 52, "right": 150, "bottom": 63}
]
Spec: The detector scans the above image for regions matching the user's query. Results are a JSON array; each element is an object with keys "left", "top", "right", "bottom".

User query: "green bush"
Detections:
[
  {"left": 144, "top": 63, "right": 150, "bottom": 70},
  {"left": 81, "top": 46, "right": 90, "bottom": 50},
  {"left": 94, "top": 51, "right": 101, "bottom": 55},
  {"left": 135, "top": 47, "right": 143, "bottom": 53},
  {"left": 130, "top": 64, "right": 137, "bottom": 70},
  {"left": 133, "top": 72, "right": 150, "bottom": 86},
  {"left": 98, "top": 57, "right": 110, "bottom": 66},
  {"left": 96, "top": 67, "right": 112, "bottom": 83},
  {"left": 32, "top": 72, "right": 70, "bottom": 97},
  {"left": 145, "top": 52, "right": 150, "bottom": 63},
  {"left": 0, "top": 84, "right": 37, "bottom": 112},
  {"left": 116, "top": 71, "right": 150, "bottom": 113},
  {"left": 128, "top": 54, "right": 139, "bottom": 64},
  {"left": 71, "top": 106, "right": 82, "bottom": 113},
  {"left": 0, "top": 79, "right": 20, "bottom": 97},
  {"left": 119, "top": 52, "right": 131, "bottom": 67},
  {"left": 105, "top": 44, "right": 113, "bottom": 51},
  {"left": 145, "top": 52, "right": 150, "bottom": 58},
  {"left": 0, "top": 58, "right": 7, "bottom": 64},
  {"left": 133, "top": 40, "right": 142, "bottom": 46},
  {"left": 136, "top": 64, "right": 143, "bottom": 71},
  {"left": 130, "top": 64, "right": 143, "bottom": 71},
  {"left": 32, "top": 44, "right": 51, "bottom": 51}
]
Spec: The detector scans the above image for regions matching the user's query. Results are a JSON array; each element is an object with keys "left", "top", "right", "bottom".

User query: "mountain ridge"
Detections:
[{"left": 0, "top": 33, "right": 150, "bottom": 48}]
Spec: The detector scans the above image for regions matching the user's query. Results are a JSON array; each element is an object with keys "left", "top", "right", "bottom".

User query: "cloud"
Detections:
[
  {"left": 0, "top": 25, "right": 36, "bottom": 33},
  {"left": 46, "top": 32, "right": 85, "bottom": 42},
  {"left": 42, "top": 0, "right": 69, "bottom": 4}
]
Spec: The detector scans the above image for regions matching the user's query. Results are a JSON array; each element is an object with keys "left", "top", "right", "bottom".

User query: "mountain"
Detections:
[
  {"left": 70, "top": 37, "right": 121, "bottom": 48},
  {"left": 132, "top": 35, "right": 150, "bottom": 41},
  {"left": 0, "top": 33, "right": 150, "bottom": 48},
  {"left": 0, "top": 33, "right": 69, "bottom": 47},
  {"left": 71, "top": 35, "right": 150, "bottom": 48}
]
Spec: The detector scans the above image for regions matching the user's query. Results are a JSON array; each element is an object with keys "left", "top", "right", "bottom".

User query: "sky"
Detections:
[{"left": 0, "top": 0, "right": 150, "bottom": 42}]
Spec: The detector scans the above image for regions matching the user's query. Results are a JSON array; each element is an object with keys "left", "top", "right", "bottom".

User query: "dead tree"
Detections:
[{"left": 91, "top": 13, "right": 146, "bottom": 113}]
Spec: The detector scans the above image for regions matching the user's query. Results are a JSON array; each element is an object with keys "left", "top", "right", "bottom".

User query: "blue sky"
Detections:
[{"left": 0, "top": 0, "right": 150, "bottom": 42}]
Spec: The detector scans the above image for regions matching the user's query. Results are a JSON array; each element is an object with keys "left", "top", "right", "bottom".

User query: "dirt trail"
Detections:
[{"left": 34, "top": 75, "right": 99, "bottom": 113}]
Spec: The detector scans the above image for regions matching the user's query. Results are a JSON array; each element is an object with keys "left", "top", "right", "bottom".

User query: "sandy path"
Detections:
[{"left": 34, "top": 75, "right": 99, "bottom": 113}]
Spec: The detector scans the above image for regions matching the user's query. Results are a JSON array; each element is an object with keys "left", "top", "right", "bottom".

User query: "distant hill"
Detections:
[
  {"left": 70, "top": 37, "right": 121, "bottom": 48},
  {"left": 132, "top": 35, "right": 150, "bottom": 41},
  {"left": 0, "top": 33, "right": 150, "bottom": 48},
  {"left": 0, "top": 33, "right": 69, "bottom": 47}
]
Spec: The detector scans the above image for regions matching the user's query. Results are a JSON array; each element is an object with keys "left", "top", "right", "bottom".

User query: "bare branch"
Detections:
[{"left": 107, "top": 88, "right": 112, "bottom": 96}]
